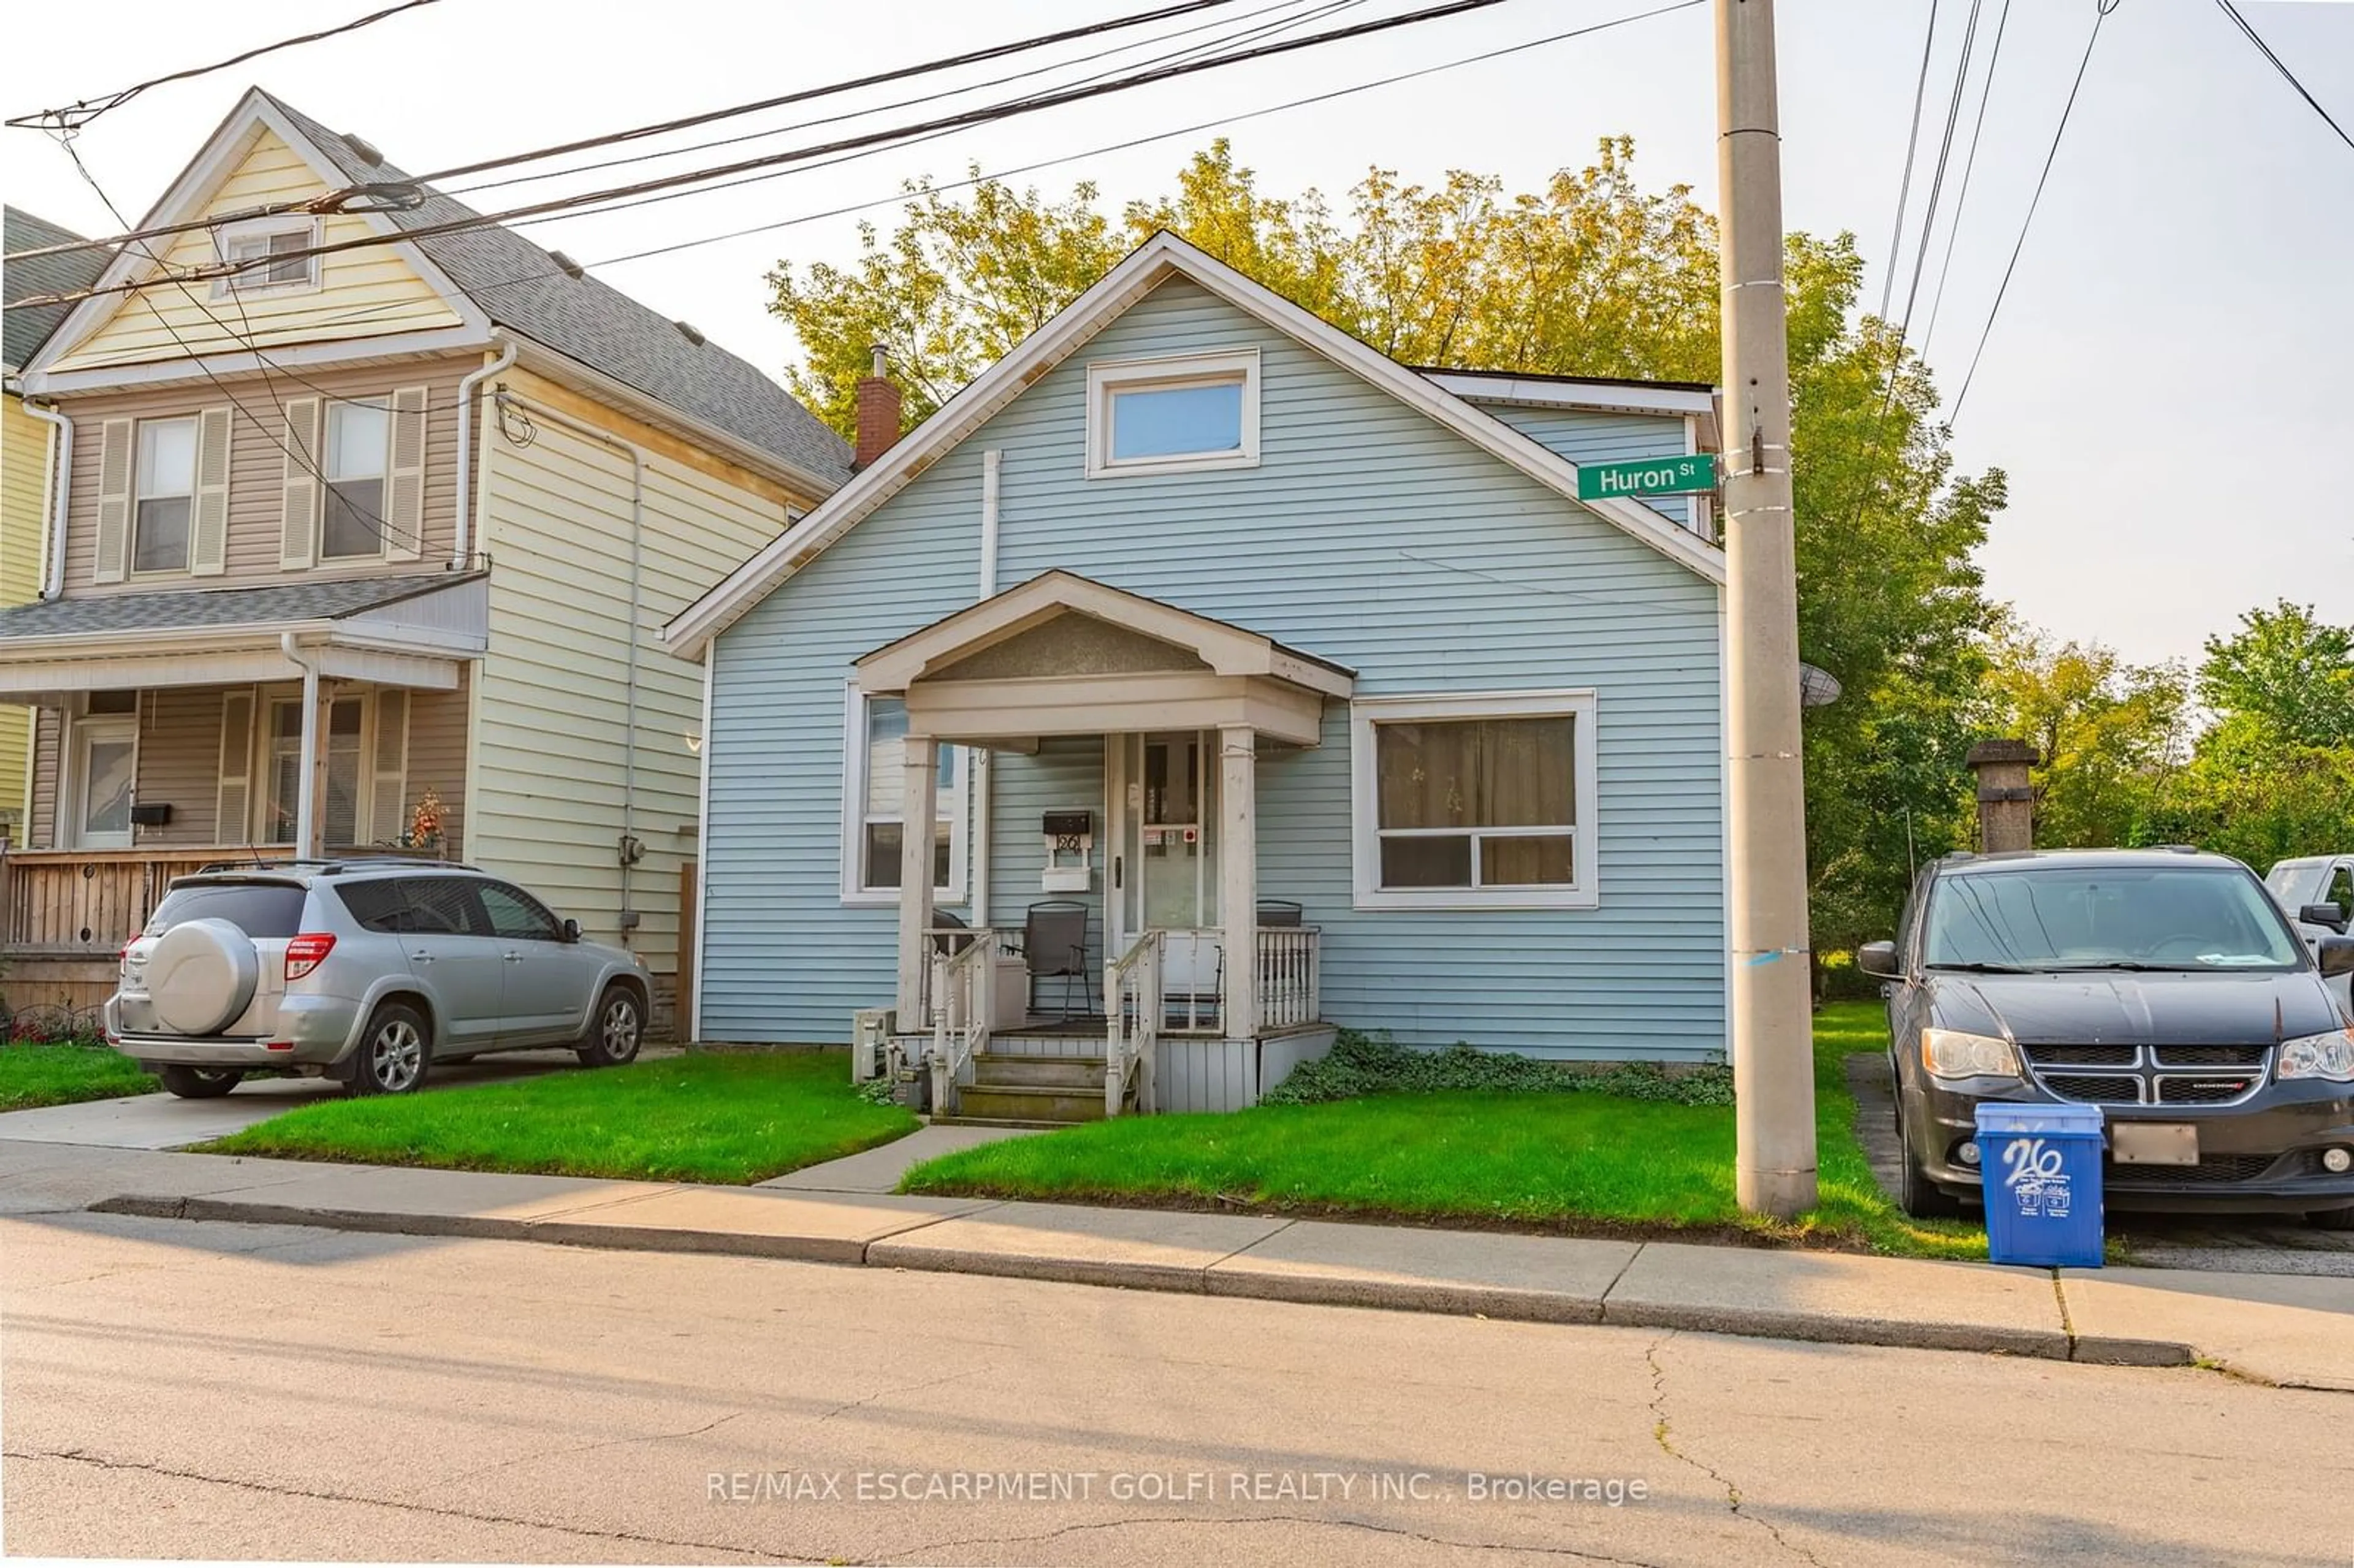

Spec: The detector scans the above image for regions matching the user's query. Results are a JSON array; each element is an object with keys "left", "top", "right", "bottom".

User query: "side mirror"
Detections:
[
  {"left": 1856, "top": 940, "right": 1902, "bottom": 980},
  {"left": 2299, "top": 903, "right": 2350, "bottom": 936},
  {"left": 562, "top": 918, "right": 582, "bottom": 943},
  {"left": 2317, "top": 937, "right": 2354, "bottom": 980}
]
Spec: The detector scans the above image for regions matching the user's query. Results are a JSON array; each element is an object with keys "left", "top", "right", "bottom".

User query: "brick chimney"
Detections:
[
  {"left": 1966, "top": 739, "right": 2040, "bottom": 853},
  {"left": 853, "top": 344, "right": 902, "bottom": 471}
]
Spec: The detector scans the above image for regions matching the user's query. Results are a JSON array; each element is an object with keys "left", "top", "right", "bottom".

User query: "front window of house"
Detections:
[
  {"left": 1086, "top": 349, "right": 1260, "bottom": 478},
  {"left": 847, "top": 694, "right": 961, "bottom": 899},
  {"left": 134, "top": 417, "right": 196, "bottom": 574},
  {"left": 322, "top": 400, "right": 389, "bottom": 560},
  {"left": 1350, "top": 692, "right": 1599, "bottom": 910}
]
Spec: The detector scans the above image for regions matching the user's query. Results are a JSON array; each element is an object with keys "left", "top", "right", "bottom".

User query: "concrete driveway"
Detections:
[{"left": 0, "top": 1051, "right": 633, "bottom": 1151}]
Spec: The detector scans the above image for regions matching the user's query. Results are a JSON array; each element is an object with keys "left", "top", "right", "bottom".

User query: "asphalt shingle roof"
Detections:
[
  {"left": 261, "top": 94, "right": 851, "bottom": 488},
  {"left": 4, "top": 207, "right": 110, "bottom": 371},
  {"left": 0, "top": 573, "right": 474, "bottom": 639}
]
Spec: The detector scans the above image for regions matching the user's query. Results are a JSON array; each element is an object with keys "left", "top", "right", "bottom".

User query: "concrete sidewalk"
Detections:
[{"left": 7, "top": 1138, "right": 2347, "bottom": 1391}]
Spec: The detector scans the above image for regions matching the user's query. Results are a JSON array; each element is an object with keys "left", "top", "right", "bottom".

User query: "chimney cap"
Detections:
[
  {"left": 673, "top": 319, "right": 706, "bottom": 346},
  {"left": 342, "top": 132, "right": 384, "bottom": 167},
  {"left": 869, "top": 344, "right": 888, "bottom": 378},
  {"left": 549, "top": 250, "right": 586, "bottom": 279},
  {"left": 1967, "top": 739, "right": 2040, "bottom": 768}
]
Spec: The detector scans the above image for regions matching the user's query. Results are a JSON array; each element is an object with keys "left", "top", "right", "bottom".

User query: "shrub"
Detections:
[{"left": 1262, "top": 1029, "right": 1735, "bottom": 1108}]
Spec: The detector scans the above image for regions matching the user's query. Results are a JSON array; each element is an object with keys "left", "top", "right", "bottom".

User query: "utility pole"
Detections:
[{"left": 1716, "top": 0, "right": 1817, "bottom": 1217}]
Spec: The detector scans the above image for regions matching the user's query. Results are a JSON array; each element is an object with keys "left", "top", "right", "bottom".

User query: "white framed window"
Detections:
[
  {"left": 132, "top": 417, "right": 196, "bottom": 575},
  {"left": 1085, "top": 348, "right": 1260, "bottom": 479},
  {"left": 1350, "top": 690, "right": 1600, "bottom": 911},
  {"left": 841, "top": 689, "right": 966, "bottom": 904},
  {"left": 215, "top": 217, "right": 321, "bottom": 295},
  {"left": 322, "top": 399, "right": 390, "bottom": 560}
]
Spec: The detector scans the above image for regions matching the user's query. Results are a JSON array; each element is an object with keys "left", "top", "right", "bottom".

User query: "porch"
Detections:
[
  {"left": 0, "top": 574, "right": 483, "bottom": 967},
  {"left": 856, "top": 571, "right": 1354, "bottom": 1118}
]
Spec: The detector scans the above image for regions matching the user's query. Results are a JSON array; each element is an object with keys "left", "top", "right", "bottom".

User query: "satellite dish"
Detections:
[{"left": 1799, "top": 663, "right": 1843, "bottom": 708}]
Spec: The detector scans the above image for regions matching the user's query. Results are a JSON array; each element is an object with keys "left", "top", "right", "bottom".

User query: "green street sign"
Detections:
[{"left": 1575, "top": 452, "right": 1718, "bottom": 501}]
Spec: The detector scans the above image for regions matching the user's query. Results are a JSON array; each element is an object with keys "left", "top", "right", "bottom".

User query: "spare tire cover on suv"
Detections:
[{"left": 148, "top": 918, "right": 261, "bottom": 1035}]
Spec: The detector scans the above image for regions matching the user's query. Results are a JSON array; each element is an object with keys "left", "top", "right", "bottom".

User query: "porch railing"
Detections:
[
  {"left": 0, "top": 847, "right": 297, "bottom": 952},
  {"left": 928, "top": 927, "right": 998, "bottom": 1114},
  {"left": 1256, "top": 926, "right": 1322, "bottom": 1030},
  {"left": 1105, "top": 928, "right": 1163, "bottom": 1117}
]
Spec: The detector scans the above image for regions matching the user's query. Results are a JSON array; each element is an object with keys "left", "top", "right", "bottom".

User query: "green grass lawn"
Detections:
[
  {"left": 202, "top": 1051, "right": 919, "bottom": 1184},
  {"left": 0, "top": 1043, "right": 157, "bottom": 1112},
  {"left": 902, "top": 1002, "right": 1987, "bottom": 1259}
]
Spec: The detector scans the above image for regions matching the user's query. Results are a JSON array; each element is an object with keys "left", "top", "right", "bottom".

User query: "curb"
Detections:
[{"left": 85, "top": 1193, "right": 2200, "bottom": 1369}]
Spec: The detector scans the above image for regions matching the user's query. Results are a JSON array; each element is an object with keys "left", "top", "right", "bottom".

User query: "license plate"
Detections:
[{"left": 2112, "top": 1122, "right": 2199, "bottom": 1165}]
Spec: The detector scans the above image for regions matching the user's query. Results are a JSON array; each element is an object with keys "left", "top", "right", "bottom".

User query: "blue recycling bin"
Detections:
[{"left": 1973, "top": 1102, "right": 2105, "bottom": 1268}]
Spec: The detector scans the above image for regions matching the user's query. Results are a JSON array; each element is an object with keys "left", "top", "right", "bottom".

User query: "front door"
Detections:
[
  {"left": 68, "top": 718, "right": 138, "bottom": 850},
  {"left": 1110, "top": 731, "right": 1220, "bottom": 1025}
]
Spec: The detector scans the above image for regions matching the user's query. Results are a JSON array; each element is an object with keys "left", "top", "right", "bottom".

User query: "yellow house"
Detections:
[
  {"left": 2, "top": 208, "right": 109, "bottom": 845},
  {"left": 1, "top": 91, "right": 851, "bottom": 1027}
]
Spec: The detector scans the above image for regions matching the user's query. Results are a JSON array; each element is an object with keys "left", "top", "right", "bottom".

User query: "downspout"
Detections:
[
  {"left": 971, "top": 449, "right": 1002, "bottom": 927},
  {"left": 450, "top": 338, "right": 518, "bottom": 572},
  {"left": 492, "top": 387, "right": 646, "bottom": 939},
  {"left": 279, "top": 633, "right": 320, "bottom": 857},
  {"left": 24, "top": 400, "right": 71, "bottom": 599}
]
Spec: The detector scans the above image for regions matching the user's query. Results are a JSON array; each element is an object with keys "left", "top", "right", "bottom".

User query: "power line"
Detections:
[
  {"left": 80, "top": 0, "right": 1708, "bottom": 349},
  {"left": 1921, "top": 0, "right": 2014, "bottom": 352},
  {"left": 5, "top": 0, "right": 1255, "bottom": 264},
  {"left": 6, "top": 1, "right": 440, "bottom": 131},
  {"left": 1878, "top": 0, "right": 1985, "bottom": 415},
  {"left": 446, "top": 0, "right": 1357, "bottom": 200},
  {"left": 1951, "top": 0, "right": 2121, "bottom": 423},
  {"left": 13, "top": 0, "right": 1534, "bottom": 308},
  {"left": 1879, "top": 0, "right": 1941, "bottom": 323},
  {"left": 2213, "top": 0, "right": 2353, "bottom": 153}
]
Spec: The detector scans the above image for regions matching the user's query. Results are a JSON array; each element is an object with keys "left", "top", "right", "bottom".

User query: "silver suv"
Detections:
[{"left": 104, "top": 860, "right": 651, "bottom": 1099}]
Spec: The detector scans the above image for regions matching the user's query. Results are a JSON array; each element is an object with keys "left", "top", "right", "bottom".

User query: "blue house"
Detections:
[{"left": 665, "top": 232, "right": 1729, "bottom": 1118}]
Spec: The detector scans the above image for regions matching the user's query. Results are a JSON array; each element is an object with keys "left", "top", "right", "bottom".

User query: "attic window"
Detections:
[
  {"left": 214, "top": 216, "right": 321, "bottom": 296},
  {"left": 1086, "top": 349, "right": 1260, "bottom": 479}
]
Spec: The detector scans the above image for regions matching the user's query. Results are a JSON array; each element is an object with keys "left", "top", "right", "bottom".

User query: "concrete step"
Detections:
[
  {"left": 972, "top": 1052, "right": 1106, "bottom": 1089},
  {"left": 954, "top": 1083, "right": 1107, "bottom": 1124}
]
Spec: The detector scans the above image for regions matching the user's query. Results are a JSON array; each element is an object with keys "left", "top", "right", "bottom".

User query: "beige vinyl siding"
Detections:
[
  {"left": 400, "top": 674, "right": 470, "bottom": 855},
  {"left": 57, "top": 360, "right": 469, "bottom": 594},
  {"left": 47, "top": 127, "right": 464, "bottom": 373},
  {"left": 133, "top": 687, "right": 230, "bottom": 845},
  {"left": 29, "top": 709, "right": 61, "bottom": 848},
  {"left": 1, "top": 396, "right": 49, "bottom": 831},
  {"left": 471, "top": 367, "right": 801, "bottom": 982}
]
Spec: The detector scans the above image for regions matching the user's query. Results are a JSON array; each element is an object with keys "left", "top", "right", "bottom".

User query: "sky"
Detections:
[{"left": 4, "top": 0, "right": 2349, "bottom": 669}]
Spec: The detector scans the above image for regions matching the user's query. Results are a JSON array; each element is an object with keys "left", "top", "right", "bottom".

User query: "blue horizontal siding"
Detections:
[
  {"left": 703, "top": 276, "right": 1725, "bottom": 1058},
  {"left": 1482, "top": 403, "right": 1697, "bottom": 530}
]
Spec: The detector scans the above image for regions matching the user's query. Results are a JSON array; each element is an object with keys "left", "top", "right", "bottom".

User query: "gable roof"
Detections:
[
  {"left": 856, "top": 570, "right": 1355, "bottom": 696},
  {"left": 3, "top": 208, "right": 109, "bottom": 372},
  {"left": 23, "top": 90, "right": 850, "bottom": 489},
  {"left": 665, "top": 231, "right": 1725, "bottom": 660}
]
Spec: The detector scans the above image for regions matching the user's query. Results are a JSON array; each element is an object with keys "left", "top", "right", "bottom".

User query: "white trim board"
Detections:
[{"left": 664, "top": 231, "right": 1725, "bottom": 659}]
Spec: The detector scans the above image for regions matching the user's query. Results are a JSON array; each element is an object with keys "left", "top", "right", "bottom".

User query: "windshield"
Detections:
[{"left": 1922, "top": 864, "right": 2304, "bottom": 972}]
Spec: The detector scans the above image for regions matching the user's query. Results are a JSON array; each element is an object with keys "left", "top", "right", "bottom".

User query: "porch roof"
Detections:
[
  {"left": 855, "top": 571, "right": 1353, "bottom": 749},
  {"left": 0, "top": 571, "right": 486, "bottom": 699}
]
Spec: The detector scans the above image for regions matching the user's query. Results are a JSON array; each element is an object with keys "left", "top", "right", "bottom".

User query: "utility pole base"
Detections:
[{"left": 1737, "top": 1165, "right": 1819, "bottom": 1219}]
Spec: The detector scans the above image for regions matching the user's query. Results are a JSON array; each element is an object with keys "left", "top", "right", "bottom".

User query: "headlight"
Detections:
[
  {"left": 2277, "top": 1030, "right": 2354, "bottom": 1083},
  {"left": 1921, "top": 1027, "right": 2021, "bottom": 1079}
]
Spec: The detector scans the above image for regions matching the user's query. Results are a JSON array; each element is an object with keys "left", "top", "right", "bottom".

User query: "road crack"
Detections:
[
  {"left": 403, "top": 1409, "right": 750, "bottom": 1497},
  {"left": 6, "top": 1445, "right": 809, "bottom": 1563},
  {"left": 1644, "top": 1334, "right": 1824, "bottom": 1567}
]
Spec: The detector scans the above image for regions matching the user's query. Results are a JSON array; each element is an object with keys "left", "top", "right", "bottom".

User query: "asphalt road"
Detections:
[{"left": 5, "top": 1202, "right": 2350, "bottom": 1566}]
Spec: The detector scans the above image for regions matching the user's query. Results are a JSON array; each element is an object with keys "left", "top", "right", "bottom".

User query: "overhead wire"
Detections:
[
  {"left": 1950, "top": 0, "right": 2122, "bottom": 424},
  {"left": 2212, "top": 0, "right": 2353, "bottom": 153},
  {"left": 1879, "top": 0, "right": 1943, "bottom": 324},
  {"left": 1920, "top": 0, "right": 2014, "bottom": 354},
  {"left": 12, "top": 0, "right": 1534, "bottom": 308},
  {"left": 5, "top": 0, "right": 440, "bottom": 131}
]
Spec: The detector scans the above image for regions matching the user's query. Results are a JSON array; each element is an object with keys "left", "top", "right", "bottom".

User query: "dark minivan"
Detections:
[{"left": 1861, "top": 848, "right": 2354, "bottom": 1225}]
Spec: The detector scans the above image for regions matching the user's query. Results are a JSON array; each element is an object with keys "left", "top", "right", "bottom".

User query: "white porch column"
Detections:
[
  {"left": 1219, "top": 723, "right": 1257, "bottom": 1040},
  {"left": 296, "top": 664, "right": 322, "bottom": 858},
  {"left": 894, "top": 732, "right": 939, "bottom": 1028}
]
